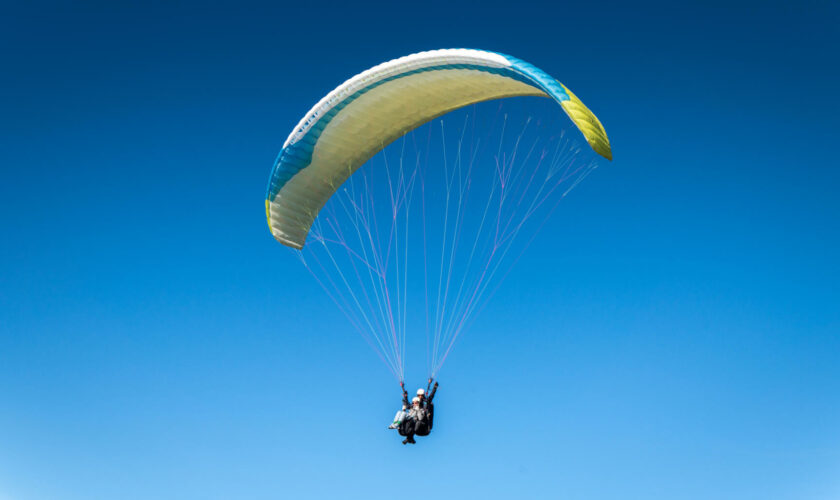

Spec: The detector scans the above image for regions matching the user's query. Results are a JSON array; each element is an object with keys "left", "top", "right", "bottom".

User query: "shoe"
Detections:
[{"left": 402, "top": 439, "right": 410, "bottom": 445}]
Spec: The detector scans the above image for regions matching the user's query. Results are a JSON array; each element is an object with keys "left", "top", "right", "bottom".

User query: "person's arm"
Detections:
[
  {"left": 401, "top": 381, "right": 409, "bottom": 407},
  {"left": 427, "top": 381, "right": 438, "bottom": 402}
]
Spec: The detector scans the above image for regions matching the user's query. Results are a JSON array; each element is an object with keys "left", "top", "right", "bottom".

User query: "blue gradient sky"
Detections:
[{"left": 2, "top": 1, "right": 839, "bottom": 499}]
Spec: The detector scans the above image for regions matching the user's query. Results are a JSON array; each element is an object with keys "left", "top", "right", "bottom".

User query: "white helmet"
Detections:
[
  {"left": 412, "top": 396, "right": 421, "bottom": 404},
  {"left": 416, "top": 389, "right": 425, "bottom": 396}
]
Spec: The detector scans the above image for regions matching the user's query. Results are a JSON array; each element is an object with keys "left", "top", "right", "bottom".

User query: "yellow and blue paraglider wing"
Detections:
[{"left": 265, "top": 48, "right": 611, "bottom": 249}]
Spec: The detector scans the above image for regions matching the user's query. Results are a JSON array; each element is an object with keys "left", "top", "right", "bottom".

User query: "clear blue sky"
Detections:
[{"left": 2, "top": 1, "right": 839, "bottom": 499}]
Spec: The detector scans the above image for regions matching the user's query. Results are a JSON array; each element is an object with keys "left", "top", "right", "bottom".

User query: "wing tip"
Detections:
[{"left": 558, "top": 83, "right": 613, "bottom": 162}]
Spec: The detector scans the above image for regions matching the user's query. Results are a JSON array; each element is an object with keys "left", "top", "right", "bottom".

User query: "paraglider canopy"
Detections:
[{"left": 265, "top": 48, "right": 611, "bottom": 249}]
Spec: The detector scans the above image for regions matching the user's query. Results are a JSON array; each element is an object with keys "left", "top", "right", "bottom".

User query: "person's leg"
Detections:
[
  {"left": 403, "top": 420, "right": 418, "bottom": 443},
  {"left": 399, "top": 417, "right": 416, "bottom": 437},
  {"left": 389, "top": 409, "right": 407, "bottom": 429}
]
